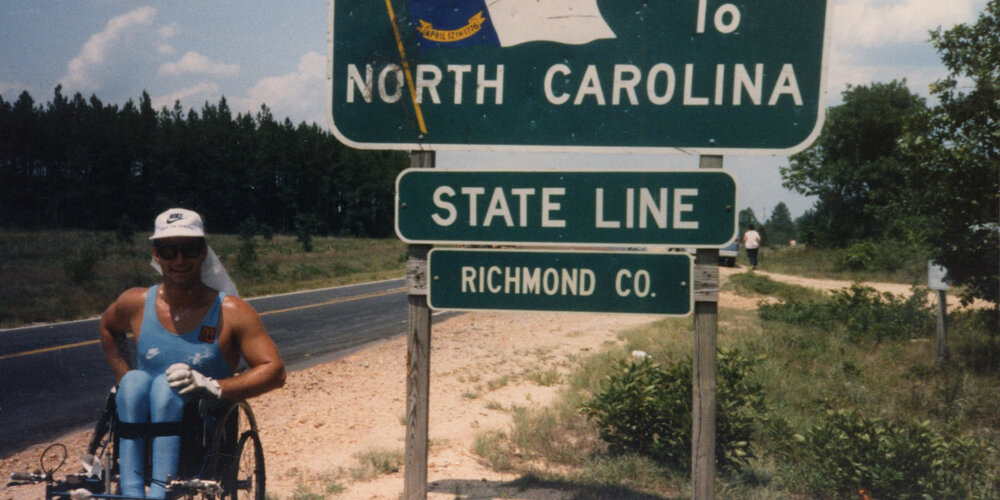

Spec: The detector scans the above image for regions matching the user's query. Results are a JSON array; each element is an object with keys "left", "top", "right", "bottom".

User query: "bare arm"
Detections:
[
  {"left": 217, "top": 297, "right": 286, "bottom": 401},
  {"left": 98, "top": 288, "right": 145, "bottom": 383}
]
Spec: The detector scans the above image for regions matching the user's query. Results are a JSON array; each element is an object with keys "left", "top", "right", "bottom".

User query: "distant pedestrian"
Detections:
[{"left": 743, "top": 224, "right": 762, "bottom": 270}]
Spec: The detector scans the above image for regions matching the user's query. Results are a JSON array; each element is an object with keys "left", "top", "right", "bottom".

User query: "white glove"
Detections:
[
  {"left": 69, "top": 488, "right": 93, "bottom": 499},
  {"left": 166, "top": 363, "right": 222, "bottom": 398},
  {"left": 81, "top": 453, "right": 103, "bottom": 478}
]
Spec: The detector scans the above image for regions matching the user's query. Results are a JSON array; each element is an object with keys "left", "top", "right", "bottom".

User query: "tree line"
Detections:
[
  {"left": 778, "top": 1, "right": 998, "bottom": 307},
  {"left": 738, "top": 202, "right": 798, "bottom": 249},
  {"left": 0, "top": 87, "right": 408, "bottom": 238},
  {"left": 1, "top": 2, "right": 994, "bottom": 306}
]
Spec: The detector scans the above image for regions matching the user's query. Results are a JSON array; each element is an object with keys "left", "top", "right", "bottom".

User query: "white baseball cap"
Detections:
[{"left": 150, "top": 208, "right": 205, "bottom": 240}]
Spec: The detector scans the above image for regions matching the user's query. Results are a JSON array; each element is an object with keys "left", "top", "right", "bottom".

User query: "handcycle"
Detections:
[{"left": 8, "top": 388, "right": 266, "bottom": 499}]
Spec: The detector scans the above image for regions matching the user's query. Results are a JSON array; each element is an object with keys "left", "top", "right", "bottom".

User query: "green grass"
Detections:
[
  {"left": 740, "top": 242, "right": 928, "bottom": 285},
  {"left": 725, "top": 271, "right": 825, "bottom": 303},
  {"left": 349, "top": 447, "right": 404, "bottom": 481},
  {"left": 0, "top": 229, "right": 407, "bottom": 328},
  {"left": 469, "top": 251, "right": 999, "bottom": 498}
]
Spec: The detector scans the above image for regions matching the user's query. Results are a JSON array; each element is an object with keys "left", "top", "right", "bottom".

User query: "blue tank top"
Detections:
[{"left": 136, "top": 285, "right": 235, "bottom": 380}]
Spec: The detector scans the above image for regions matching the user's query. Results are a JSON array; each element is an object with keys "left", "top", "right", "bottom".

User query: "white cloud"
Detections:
[
  {"left": 157, "top": 43, "right": 176, "bottom": 56},
  {"left": 151, "top": 82, "right": 221, "bottom": 110},
  {"left": 833, "top": 0, "right": 978, "bottom": 47},
  {"left": 0, "top": 81, "right": 35, "bottom": 98},
  {"left": 157, "top": 23, "right": 179, "bottom": 55},
  {"left": 233, "top": 51, "right": 326, "bottom": 124},
  {"left": 825, "top": 0, "right": 984, "bottom": 101},
  {"left": 159, "top": 51, "right": 240, "bottom": 77},
  {"left": 158, "top": 23, "right": 179, "bottom": 38},
  {"left": 61, "top": 6, "right": 157, "bottom": 92}
]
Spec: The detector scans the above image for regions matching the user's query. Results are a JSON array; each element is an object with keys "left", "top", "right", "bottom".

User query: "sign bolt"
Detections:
[{"left": 680, "top": 281, "right": 688, "bottom": 288}]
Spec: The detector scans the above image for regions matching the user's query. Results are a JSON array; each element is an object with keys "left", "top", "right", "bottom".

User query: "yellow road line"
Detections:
[
  {"left": 257, "top": 287, "right": 405, "bottom": 316},
  {"left": 385, "top": 0, "right": 427, "bottom": 134},
  {"left": 0, "top": 287, "right": 406, "bottom": 361},
  {"left": 0, "top": 334, "right": 132, "bottom": 361}
]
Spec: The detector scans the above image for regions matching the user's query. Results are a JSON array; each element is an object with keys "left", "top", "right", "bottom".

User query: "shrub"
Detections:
[
  {"left": 758, "top": 284, "right": 934, "bottom": 343},
  {"left": 757, "top": 296, "right": 835, "bottom": 329},
  {"left": 235, "top": 217, "right": 258, "bottom": 272},
  {"left": 581, "top": 349, "right": 765, "bottom": 472},
  {"left": 64, "top": 247, "right": 101, "bottom": 283},
  {"left": 833, "top": 240, "right": 915, "bottom": 274},
  {"left": 796, "top": 410, "right": 996, "bottom": 499},
  {"left": 349, "top": 447, "right": 403, "bottom": 481},
  {"left": 293, "top": 213, "right": 322, "bottom": 252},
  {"left": 828, "top": 284, "right": 933, "bottom": 342},
  {"left": 834, "top": 241, "right": 879, "bottom": 271},
  {"left": 115, "top": 214, "right": 136, "bottom": 244}
]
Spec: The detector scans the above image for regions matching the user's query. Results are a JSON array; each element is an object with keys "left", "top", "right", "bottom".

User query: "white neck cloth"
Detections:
[{"left": 150, "top": 245, "right": 239, "bottom": 297}]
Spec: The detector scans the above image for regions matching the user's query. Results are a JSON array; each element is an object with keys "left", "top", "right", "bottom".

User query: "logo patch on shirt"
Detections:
[
  {"left": 190, "top": 351, "right": 210, "bottom": 366},
  {"left": 145, "top": 347, "right": 161, "bottom": 360},
  {"left": 198, "top": 326, "right": 216, "bottom": 344}
]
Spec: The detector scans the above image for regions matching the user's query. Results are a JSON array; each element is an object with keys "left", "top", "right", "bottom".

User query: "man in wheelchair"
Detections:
[{"left": 96, "top": 208, "right": 286, "bottom": 499}]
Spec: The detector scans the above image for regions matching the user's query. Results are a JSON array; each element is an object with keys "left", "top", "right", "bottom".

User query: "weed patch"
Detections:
[
  {"left": 349, "top": 447, "right": 403, "bottom": 481},
  {"left": 727, "top": 272, "right": 822, "bottom": 302}
]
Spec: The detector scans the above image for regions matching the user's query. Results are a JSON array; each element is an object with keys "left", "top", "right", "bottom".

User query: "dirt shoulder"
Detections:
[{"left": 0, "top": 267, "right": 980, "bottom": 500}]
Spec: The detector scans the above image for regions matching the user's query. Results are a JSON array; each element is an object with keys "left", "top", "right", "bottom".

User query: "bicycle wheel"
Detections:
[{"left": 229, "top": 431, "right": 265, "bottom": 500}]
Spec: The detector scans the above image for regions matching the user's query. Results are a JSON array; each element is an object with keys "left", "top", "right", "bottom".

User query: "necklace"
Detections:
[
  {"left": 161, "top": 289, "right": 200, "bottom": 322},
  {"left": 172, "top": 307, "right": 194, "bottom": 322}
]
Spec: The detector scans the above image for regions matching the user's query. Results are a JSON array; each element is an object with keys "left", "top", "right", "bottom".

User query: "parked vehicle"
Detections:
[
  {"left": 719, "top": 238, "right": 739, "bottom": 267},
  {"left": 679, "top": 237, "right": 740, "bottom": 267}
]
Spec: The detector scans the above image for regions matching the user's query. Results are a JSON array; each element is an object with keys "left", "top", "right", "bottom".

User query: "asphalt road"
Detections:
[{"left": 0, "top": 278, "right": 443, "bottom": 456}]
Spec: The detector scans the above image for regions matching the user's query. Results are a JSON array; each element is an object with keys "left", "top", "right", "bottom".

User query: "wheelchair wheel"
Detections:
[
  {"left": 229, "top": 430, "right": 265, "bottom": 500},
  {"left": 208, "top": 401, "right": 265, "bottom": 499}
]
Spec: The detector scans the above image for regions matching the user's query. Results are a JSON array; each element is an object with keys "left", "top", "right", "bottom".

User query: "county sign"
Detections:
[
  {"left": 328, "top": 0, "right": 831, "bottom": 153},
  {"left": 428, "top": 249, "right": 693, "bottom": 315}
]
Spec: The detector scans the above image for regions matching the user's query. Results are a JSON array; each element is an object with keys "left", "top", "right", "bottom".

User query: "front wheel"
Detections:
[{"left": 228, "top": 430, "right": 265, "bottom": 500}]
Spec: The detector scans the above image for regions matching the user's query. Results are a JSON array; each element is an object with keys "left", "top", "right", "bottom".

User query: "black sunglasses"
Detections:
[{"left": 155, "top": 241, "right": 206, "bottom": 260}]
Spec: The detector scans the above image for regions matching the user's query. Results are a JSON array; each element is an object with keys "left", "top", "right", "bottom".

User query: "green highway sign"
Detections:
[
  {"left": 396, "top": 169, "right": 737, "bottom": 246},
  {"left": 428, "top": 249, "right": 693, "bottom": 315},
  {"left": 328, "top": 0, "right": 830, "bottom": 153}
]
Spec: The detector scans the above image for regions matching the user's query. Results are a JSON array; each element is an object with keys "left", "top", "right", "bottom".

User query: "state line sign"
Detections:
[
  {"left": 428, "top": 249, "right": 693, "bottom": 315},
  {"left": 328, "top": 0, "right": 831, "bottom": 153},
  {"left": 396, "top": 169, "right": 737, "bottom": 247}
]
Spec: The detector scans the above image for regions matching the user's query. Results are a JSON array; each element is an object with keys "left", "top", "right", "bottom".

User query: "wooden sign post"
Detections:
[
  {"left": 928, "top": 261, "right": 949, "bottom": 364},
  {"left": 404, "top": 150, "right": 434, "bottom": 500},
  {"left": 692, "top": 155, "right": 722, "bottom": 500}
]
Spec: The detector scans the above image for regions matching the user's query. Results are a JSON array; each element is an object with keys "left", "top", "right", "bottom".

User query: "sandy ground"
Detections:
[{"left": 1, "top": 267, "right": 981, "bottom": 499}]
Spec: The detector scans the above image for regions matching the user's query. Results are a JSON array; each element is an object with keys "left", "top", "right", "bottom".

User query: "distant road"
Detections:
[{"left": 0, "top": 278, "right": 451, "bottom": 455}]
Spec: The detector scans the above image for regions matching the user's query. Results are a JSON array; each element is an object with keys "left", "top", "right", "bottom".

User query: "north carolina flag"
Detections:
[{"left": 407, "top": 0, "right": 616, "bottom": 50}]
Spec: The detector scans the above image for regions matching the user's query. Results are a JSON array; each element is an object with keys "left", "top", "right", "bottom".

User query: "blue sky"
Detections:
[{"left": 0, "top": 0, "right": 987, "bottom": 220}]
